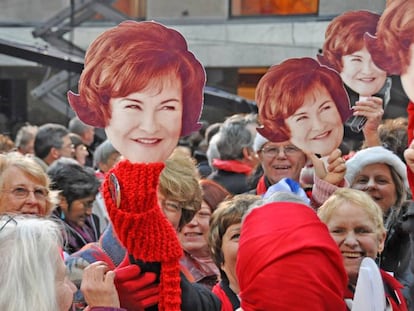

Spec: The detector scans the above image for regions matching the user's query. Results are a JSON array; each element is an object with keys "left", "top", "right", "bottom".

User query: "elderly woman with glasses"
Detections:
[{"left": 0, "top": 152, "right": 57, "bottom": 216}]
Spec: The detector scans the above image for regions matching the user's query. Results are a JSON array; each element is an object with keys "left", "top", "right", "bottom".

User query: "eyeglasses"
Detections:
[
  {"left": 2, "top": 186, "right": 48, "bottom": 200},
  {"left": 0, "top": 215, "right": 18, "bottom": 233},
  {"left": 260, "top": 145, "right": 300, "bottom": 158},
  {"left": 159, "top": 199, "right": 182, "bottom": 213}
]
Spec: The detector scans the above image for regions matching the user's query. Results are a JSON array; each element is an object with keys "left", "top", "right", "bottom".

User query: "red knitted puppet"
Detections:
[{"left": 68, "top": 20, "right": 206, "bottom": 311}]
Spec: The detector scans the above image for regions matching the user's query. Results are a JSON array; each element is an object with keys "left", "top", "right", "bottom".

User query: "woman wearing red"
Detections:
[{"left": 318, "top": 188, "right": 408, "bottom": 310}]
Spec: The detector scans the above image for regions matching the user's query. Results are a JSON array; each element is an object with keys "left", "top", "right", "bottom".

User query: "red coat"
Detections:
[{"left": 344, "top": 269, "right": 408, "bottom": 311}]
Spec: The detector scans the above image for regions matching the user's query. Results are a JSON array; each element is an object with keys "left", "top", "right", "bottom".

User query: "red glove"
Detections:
[{"left": 114, "top": 254, "right": 159, "bottom": 311}]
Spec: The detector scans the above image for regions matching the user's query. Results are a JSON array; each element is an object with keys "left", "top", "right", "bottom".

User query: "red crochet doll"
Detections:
[{"left": 68, "top": 20, "right": 206, "bottom": 311}]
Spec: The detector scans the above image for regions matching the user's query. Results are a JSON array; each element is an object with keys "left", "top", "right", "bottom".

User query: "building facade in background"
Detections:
[{"left": 0, "top": 0, "right": 389, "bottom": 136}]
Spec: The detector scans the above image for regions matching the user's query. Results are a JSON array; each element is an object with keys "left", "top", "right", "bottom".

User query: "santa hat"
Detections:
[
  {"left": 253, "top": 132, "right": 269, "bottom": 152},
  {"left": 345, "top": 146, "right": 408, "bottom": 188},
  {"left": 237, "top": 202, "right": 347, "bottom": 310}
]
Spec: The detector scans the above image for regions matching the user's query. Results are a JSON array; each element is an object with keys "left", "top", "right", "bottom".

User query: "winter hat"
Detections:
[
  {"left": 263, "top": 177, "right": 310, "bottom": 204},
  {"left": 253, "top": 132, "right": 269, "bottom": 152},
  {"left": 236, "top": 202, "right": 347, "bottom": 311},
  {"left": 345, "top": 146, "right": 408, "bottom": 188}
]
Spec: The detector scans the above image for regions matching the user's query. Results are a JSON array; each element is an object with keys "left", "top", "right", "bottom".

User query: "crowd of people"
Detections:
[{"left": 1, "top": 1, "right": 414, "bottom": 310}]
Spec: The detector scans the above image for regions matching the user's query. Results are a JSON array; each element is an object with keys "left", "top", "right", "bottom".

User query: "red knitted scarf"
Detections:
[{"left": 103, "top": 160, "right": 182, "bottom": 311}]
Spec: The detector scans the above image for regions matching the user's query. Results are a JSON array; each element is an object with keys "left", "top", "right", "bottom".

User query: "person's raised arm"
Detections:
[
  {"left": 356, "top": 96, "right": 384, "bottom": 147},
  {"left": 308, "top": 148, "right": 347, "bottom": 208}
]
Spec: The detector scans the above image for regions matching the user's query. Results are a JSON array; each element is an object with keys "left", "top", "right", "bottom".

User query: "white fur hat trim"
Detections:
[
  {"left": 253, "top": 132, "right": 270, "bottom": 152},
  {"left": 345, "top": 146, "right": 408, "bottom": 189}
]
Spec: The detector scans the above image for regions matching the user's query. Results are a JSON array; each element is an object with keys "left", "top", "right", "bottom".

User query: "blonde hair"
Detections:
[
  {"left": 0, "top": 153, "right": 57, "bottom": 215},
  {"left": 159, "top": 149, "right": 202, "bottom": 228}
]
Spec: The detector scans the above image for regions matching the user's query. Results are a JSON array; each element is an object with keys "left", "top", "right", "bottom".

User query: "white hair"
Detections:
[{"left": 0, "top": 215, "right": 63, "bottom": 311}]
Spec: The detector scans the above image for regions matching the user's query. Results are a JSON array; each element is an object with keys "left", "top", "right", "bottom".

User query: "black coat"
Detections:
[{"left": 208, "top": 170, "right": 250, "bottom": 195}]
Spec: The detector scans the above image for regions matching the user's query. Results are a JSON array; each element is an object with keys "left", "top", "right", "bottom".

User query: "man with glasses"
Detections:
[
  {"left": 251, "top": 132, "right": 309, "bottom": 196},
  {"left": 33, "top": 123, "right": 75, "bottom": 171}
]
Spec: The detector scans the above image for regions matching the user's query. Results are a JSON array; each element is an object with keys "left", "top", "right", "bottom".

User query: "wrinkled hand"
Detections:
[
  {"left": 81, "top": 261, "right": 120, "bottom": 309},
  {"left": 355, "top": 96, "right": 383, "bottom": 146},
  {"left": 114, "top": 254, "right": 159, "bottom": 311},
  {"left": 404, "top": 140, "right": 414, "bottom": 174},
  {"left": 307, "top": 149, "right": 346, "bottom": 186}
]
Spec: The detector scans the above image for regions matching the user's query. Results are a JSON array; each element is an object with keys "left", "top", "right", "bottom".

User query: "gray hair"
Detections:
[
  {"left": 0, "top": 215, "right": 64, "bottom": 311},
  {"left": 93, "top": 140, "right": 119, "bottom": 168},
  {"left": 215, "top": 114, "right": 256, "bottom": 160},
  {"left": 34, "top": 123, "right": 69, "bottom": 160},
  {"left": 15, "top": 124, "right": 38, "bottom": 150},
  {"left": 206, "top": 132, "right": 221, "bottom": 168},
  {"left": 68, "top": 116, "right": 93, "bottom": 136}
]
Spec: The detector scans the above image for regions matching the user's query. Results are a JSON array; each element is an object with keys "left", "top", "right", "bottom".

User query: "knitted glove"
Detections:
[
  {"left": 102, "top": 160, "right": 182, "bottom": 311},
  {"left": 114, "top": 254, "right": 159, "bottom": 311}
]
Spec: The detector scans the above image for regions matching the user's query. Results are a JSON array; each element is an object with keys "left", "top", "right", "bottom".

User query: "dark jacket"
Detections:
[
  {"left": 53, "top": 207, "right": 100, "bottom": 255},
  {"left": 208, "top": 170, "right": 250, "bottom": 195},
  {"left": 212, "top": 276, "right": 240, "bottom": 311},
  {"left": 381, "top": 204, "right": 414, "bottom": 309}
]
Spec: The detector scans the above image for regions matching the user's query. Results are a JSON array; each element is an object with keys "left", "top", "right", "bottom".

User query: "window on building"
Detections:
[
  {"left": 231, "top": 0, "right": 319, "bottom": 17},
  {"left": 237, "top": 68, "right": 267, "bottom": 100},
  {"left": 92, "top": 0, "right": 146, "bottom": 20},
  {"left": 113, "top": 0, "right": 146, "bottom": 19}
]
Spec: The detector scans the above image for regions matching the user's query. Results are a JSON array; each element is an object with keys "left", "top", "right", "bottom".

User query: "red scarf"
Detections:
[
  {"left": 103, "top": 160, "right": 182, "bottom": 311},
  {"left": 212, "top": 159, "right": 252, "bottom": 175},
  {"left": 255, "top": 175, "right": 267, "bottom": 195}
]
